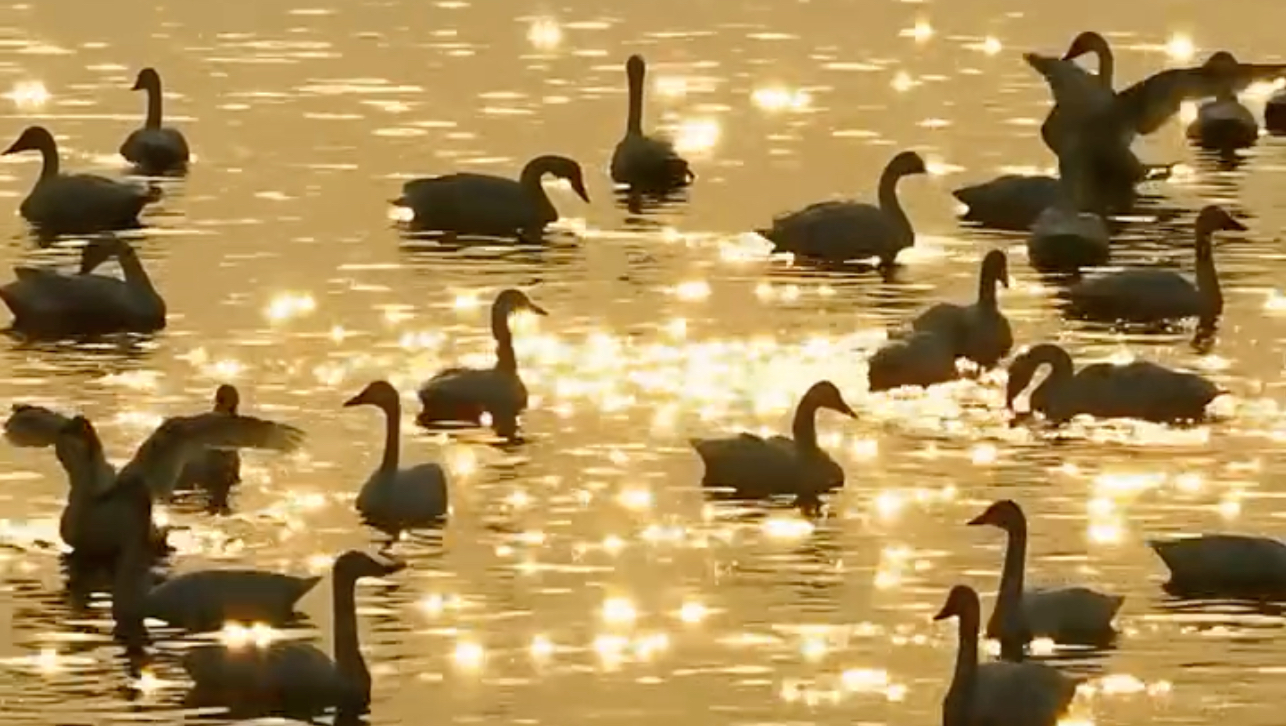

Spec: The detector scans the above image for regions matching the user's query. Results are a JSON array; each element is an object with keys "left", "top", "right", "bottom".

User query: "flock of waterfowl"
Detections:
[{"left": 3, "top": 30, "right": 1286, "bottom": 725}]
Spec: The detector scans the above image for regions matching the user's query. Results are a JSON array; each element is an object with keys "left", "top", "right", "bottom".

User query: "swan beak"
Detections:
[
  {"left": 966, "top": 512, "right": 988, "bottom": 526},
  {"left": 131, "top": 79, "right": 144, "bottom": 91},
  {"left": 527, "top": 302, "right": 549, "bottom": 316},
  {"left": 932, "top": 604, "right": 952, "bottom": 621},
  {"left": 1227, "top": 218, "right": 1248, "bottom": 232},
  {"left": 380, "top": 558, "right": 407, "bottom": 575},
  {"left": 1, "top": 140, "right": 22, "bottom": 155},
  {"left": 572, "top": 180, "right": 590, "bottom": 204},
  {"left": 342, "top": 393, "right": 366, "bottom": 407}
]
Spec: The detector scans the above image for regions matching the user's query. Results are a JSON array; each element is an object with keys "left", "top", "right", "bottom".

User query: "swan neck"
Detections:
[
  {"left": 995, "top": 522, "right": 1029, "bottom": 659},
  {"left": 117, "top": 248, "right": 162, "bottom": 302},
  {"left": 144, "top": 80, "right": 163, "bottom": 129},
  {"left": 332, "top": 571, "right": 371, "bottom": 708},
  {"left": 378, "top": 399, "right": 401, "bottom": 472},
  {"left": 978, "top": 266, "right": 1000, "bottom": 309},
  {"left": 791, "top": 396, "right": 820, "bottom": 450},
  {"left": 519, "top": 160, "right": 556, "bottom": 222},
  {"left": 626, "top": 68, "right": 644, "bottom": 135},
  {"left": 945, "top": 608, "right": 980, "bottom": 726},
  {"left": 37, "top": 138, "right": 59, "bottom": 180},
  {"left": 1194, "top": 232, "right": 1223, "bottom": 319},
  {"left": 1094, "top": 43, "right": 1114, "bottom": 86},
  {"left": 877, "top": 167, "right": 913, "bottom": 245},
  {"left": 492, "top": 305, "right": 518, "bottom": 374}
]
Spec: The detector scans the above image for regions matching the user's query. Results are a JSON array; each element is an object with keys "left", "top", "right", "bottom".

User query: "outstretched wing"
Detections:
[
  {"left": 120, "top": 413, "right": 306, "bottom": 498},
  {"left": 1116, "top": 62, "right": 1286, "bottom": 136}
]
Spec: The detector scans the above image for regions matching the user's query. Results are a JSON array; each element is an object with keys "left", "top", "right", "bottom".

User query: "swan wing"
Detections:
[
  {"left": 146, "top": 569, "right": 321, "bottom": 631},
  {"left": 972, "top": 660, "right": 1077, "bottom": 726},
  {"left": 1022, "top": 587, "right": 1123, "bottom": 639}
]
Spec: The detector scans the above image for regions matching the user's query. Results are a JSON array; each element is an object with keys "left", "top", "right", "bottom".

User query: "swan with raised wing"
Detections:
[{"left": 345, "top": 380, "right": 449, "bottom": 535}]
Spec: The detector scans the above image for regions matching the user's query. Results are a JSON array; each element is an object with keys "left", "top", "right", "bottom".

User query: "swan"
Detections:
[
  {"left": 1186, "top": 89, "right": 1259, "bottom": 150},
  {"left": 910, "top": 249, "right": 1012, "bottom": 368},
  {"left": 417, "top": 288, "right": 546, "bottom": 438},
  {"left": 1027, "top": 203, "right": 1110, "bottom": 274},
  {"left": 106, "top": 485, "right": 321, "bottom": 634},
  {"left": 757, "top": 151, "right": 927, "bottom": 266},
  {"left": 181, "top": 550, "right": 404, "bottom": 719},
  {"left": 345, "top": 380, "right": 449, "bottom": 535},
  {"left": 691, "top": 380, "right": 856, "bottom": 500},
  {"left": 119, "top": 67, "right": 190, "bottom": 175},
  {"left": 1005, "top": 343, "right": 1221, "bottom": 426},
  {"left": 0, "top": 237, "right": 165, "bottom": 336},
  {"left": 610, "top": 54, "right": 694, "bottom": 192},
  {"left": 867, "top": 331, "right": 959, "bottom": 392},
  {"left": 1150, "top": 534, "right": 1286, "bottom": 598},
  {"left": 4, "top": 402, "right": 72, "bottom": 447},
  {"left": 952, "top": 175, "right": 1064, "bottom": 231},
  {"left": 2, "top": 125, "right": 158, "bottom": 235},
  {"left": 1267, "top": 89, "right": 1286, "bottom": 134},
  {"left": 1059, "top": 36, "right": 1286, "bottom": 140},
  {"left": 1064, "top": 205, "right": 1244, "bottom": 326},
  {"left": 392, "top": 155, "right": 589, "bottom": 242},
  {"left": 174, "top": 385, "right": 274, "bottom": 507},
  {"left": 969, "top": 500, "right": 1123, "bottom": 658},
  {"left": 9, "top": 404, "right": 305, "bottom": 559},
  {"left": 935, "top": 584, "right": 1078, "bottom": 726}
]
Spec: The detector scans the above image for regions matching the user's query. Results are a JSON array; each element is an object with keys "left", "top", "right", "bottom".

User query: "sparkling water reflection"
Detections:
[{"left": 1, "top": 0, "right": 1286, "bottom": 725}]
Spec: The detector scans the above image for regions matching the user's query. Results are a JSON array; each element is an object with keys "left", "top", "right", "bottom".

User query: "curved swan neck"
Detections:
[
  {"left": 945, "top": 604, "right": 980, "bottom": 726},
  {"left": 377, "top": 398, "right": 401, "bottom": 472},
  {"left": 1091, "top": 38, "right": 1114, "bottom": 87},
  {"left": 143, "top": 77, "right": 163, "bottom": 129},
  {"left": 35, "top": 136, "right": 59, "bottom": 180},
  {"left": 1031, "top": 345, "right": 1076, "bottom": 386},
  {"left": 791, "top": 395, "right": 821, "bottom": 450},
  {"left": 116, "top": 247, "right": 163, "bottom": 303},
  {"left": 518, "top": 157, "right": 557, "bottom": 221},
  {"left": 626, "top": 63, "right": 645, "bottom": 135},
  {"left": 978, "top": 259, "right": 1004, "bottom": 309},
  {"left": 877, "top": 165, "right": 914, "bottom": 245},
  {"left": 1194, "top": 229, "right": 1223, "bottom": 319},
  {"left": 491, "top": 302, "right": 518, "bottom": 374},
  {"left": 331, "top": 571, "right": 371, "bottom": 709}
]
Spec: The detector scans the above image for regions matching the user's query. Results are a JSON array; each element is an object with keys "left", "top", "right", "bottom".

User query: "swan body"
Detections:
[
  {"left": 1028, "top": 205, "right": 1110, "bottom": 273},
  {"left": 610, "top": 55, "right": 693, "bottom": 192},
  {"left": 0, "top": 237, "right": 166, "bottom": 336},
  {"left": 181, "top": 550, "right": 404, "bottom": 718},
  {"left": 3, "top": 126, "right": 158, "bottom": 235},
  {"left": 1065, "top": 205, "right": 1242, "bottom": 325},
  {"left": 346, "top": 381, "right": 449, "bottom": 534},
  {"left": 910, "top": 250, "right": 1012, "bottom": 368},
  {"left": 758, "top": 151, "right": 926, "bottom": 266},
  {"left": 952, "top": 175, "right": 1063, "bottom": 231},
  {"left": 1150, "top": 534, "right": 1286, "bottom": 597},
  {"left": 969, "top": 500, "right": 1123, "bottom": 658},
  {"left": 119, "top": 67, "right": 190, "bottom": 175},
  {"left": 867, "top": 331, "right": 959, "bottom": 392},
  {"left": 936, "top": 584, "right": 1078, "bottom": 726},
  {"left": 417, "top": 289, "right": 546, "bottom": 438},
  {"left": 134, "top": 568, "right": 322, "bottom": 633},
  {"left": 691, "top": 381, "right": 855, "bottom": 499},
  {"left": 1187, "top": 96, "right": 1259, "bottom": 150},
  {"left": 1006, "top": 343, "right": 1220, "bottom": 425},
  {"left": 394, "top": 155, "right": 589, "bottom": 240},
  {"left": 1267, "top": 89, "right": 1286, "bottom": 134}
]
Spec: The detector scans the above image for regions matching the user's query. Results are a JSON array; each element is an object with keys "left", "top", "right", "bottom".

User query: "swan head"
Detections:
[
  {"left": 1202, "top": 51, "right": 1241, "bottom": 75},
  {"left": 213, "top": 384, "right": 240, "bottom": 414},
  {"left": 981, "top": 249, "right": 1010, "bottom": 288},
  {"left": 333, "top": 550, "right": 406, "bottom": 580},
  {"left": 626, "top": 54, "right": 646, "bottom": 82},
  {"left": 1004, "top": 350, "right": 1040, "bottom": 410},
  {"left": 2, "top": 125, "right": 55, "bottom": 156},
  {"left": 967, "top": 499, "right": 1026, "bottom": 532},
  {"left": 494, "top": 288, "right": 548, "bottom": 318},
  {"left": 537, "top": 156, "right": 590, "bottom": 203},
  {"left": 1061, "top": 31, "right": 1109, "bottom": 63},
  {"left": 53, "top": 415, "right": 103, "bottom": 472},
  {"left": 131, "top": 68, "right": 161, "bottom": 92},
  {"left": 1195, "top": 205, "right": 1246, "bottom": 237},
  {"left": 933, "top": 584, "right": 981, "bottom": 622},
  {"left": 344, "top": 380, "right": 400, "bottom": 411},
  {"left": 888, "top": 150, "right": 927, "bottom": 178},
  {"left": 803, "top": 380, "right": 857, "bottom": 419}
]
